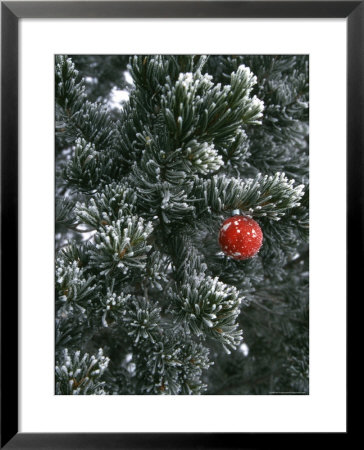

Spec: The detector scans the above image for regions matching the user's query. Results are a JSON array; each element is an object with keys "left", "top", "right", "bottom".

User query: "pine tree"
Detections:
[{"left": 55, "top": 55, "right": 309, "bottom": 395}]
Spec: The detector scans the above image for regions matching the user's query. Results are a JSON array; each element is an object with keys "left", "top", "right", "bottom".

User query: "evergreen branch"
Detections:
[
  {"left": 75, "top": 182, "right": 137, "bottom": 229},
  {"left": 56, "top": 258, "right": 97, "bottom": 310},
  {"left": 170, "top": 274, "right": 243, "bottom": 353},
  {"left": 88, "top": 216, "right": 153, "bottom": 277},
  {"left": 62, "top": 138, "right": 101, "bottom": 192},
  {"left": 55, "top": 55, "right": 116, "bottom": 151},
  {"left": 56, "top": 197, "right": 78, "bottom": 228},
  {"left": 134, "top": 331, "right": 212, "bottom": 395},
  {"left": 55, "top": 348, "right": 110, "bottom": 395},
  {"left": 121, "top": 296, "right": 162, "bottom": 344},
  {"left": 98, "top": 289, "right": 132, "bottom": 328},
  {"left": 145, "top": 251, "right": 171, "bottom": 291},
  {"left": 191, "top": 172, "right": 305, "bottom": 220}
]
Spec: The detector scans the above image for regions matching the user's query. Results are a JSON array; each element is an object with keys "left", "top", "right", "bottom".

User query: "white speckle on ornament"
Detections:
[{"left": 222, "top": 222, "right": 232, "bottom": 231}]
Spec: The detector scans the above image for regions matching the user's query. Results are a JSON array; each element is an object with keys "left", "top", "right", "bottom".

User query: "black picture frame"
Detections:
[{"left": 1, "top": 1, "right": 357, "bottom": 448}]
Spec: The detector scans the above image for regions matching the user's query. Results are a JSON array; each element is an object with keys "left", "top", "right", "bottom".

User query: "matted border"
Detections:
[{"left": 1, "top": 1, "right": 358, "bottom": 447}]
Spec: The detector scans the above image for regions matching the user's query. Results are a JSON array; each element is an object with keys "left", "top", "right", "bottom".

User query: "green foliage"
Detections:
[
  {"left": 132, "top": 331, "right": 212, "bottom": 395},
  {"left": 56, "top": 56, "right": 116, "bottom": 150},
  {"left": 55, "top": 54, "right": 309, "bottom": 395},
  {"left": 56, "top": 257, "right": 97, "bottom": 311},
  {"left": 170, "top": 275, "right": 243, "bottom": 353},
  {"left": 121, "top": 296, "right": 162, "bottom": 344},
  {"left": 62, "top": 138, "right": 101, "bottom": 192},
  {"left": 88, "top": 216, "right": 153, "bottom": 277},
  {"left": 56, "top": 197, "right": 77, "bottom": 228},
  {"left": 55, "top": 348, "right": 110, "bottom": 395},
  {"left": 191, "top": 171, "right": 305, "bottom": 220},
  {"left": 75, "top": 182, "right": 137, "bottom": 229}
]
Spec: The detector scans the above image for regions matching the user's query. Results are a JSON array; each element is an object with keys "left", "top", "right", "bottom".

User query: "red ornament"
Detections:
[{"left": 218, "top": 215, "right": 263, "bottom": 260}]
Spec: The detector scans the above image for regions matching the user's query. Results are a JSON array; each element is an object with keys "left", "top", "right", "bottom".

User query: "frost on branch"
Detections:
[
  {"left": 192, "top": 171, "right": 305, "bottom": 220},
  {"left": 134, "top": 332, "right": 212, "bottom": 395},
  {"left": 121, "top": 296, "right": 162, "bottom": 344},
  {"left": 63, "top": 138, "right": 101, "bottom": 192},
  {"left": 56, "top": 55, "right": 116, "bottom": 151},
  {"left": 56, "top": 257, "right": 97, "bottom": 314},
  {"left": 88, "top": 216, "right": 153, "bottom": 276},
  {"left": 55, "top": 348, "right": 110, "bottom": 395},
  {"left": 75, "top": 182, "right": 137, "bottom": 229},
  {"left": 170, "top": 275, "right": 243, "bottom": 353}
]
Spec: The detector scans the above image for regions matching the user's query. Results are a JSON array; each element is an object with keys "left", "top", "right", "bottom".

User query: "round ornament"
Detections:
[{"left": 218, "top": 215, "right": 263, "bottom": 260}]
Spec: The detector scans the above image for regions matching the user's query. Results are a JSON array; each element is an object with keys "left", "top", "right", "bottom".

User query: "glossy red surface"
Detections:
[{"left": 218, "top": 215, "right": 263, "bottom": 260}]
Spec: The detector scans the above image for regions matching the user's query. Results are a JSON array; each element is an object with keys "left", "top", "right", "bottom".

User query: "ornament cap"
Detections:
[{"left": 231, "top": 209, "right": 240, "bottom": 216}]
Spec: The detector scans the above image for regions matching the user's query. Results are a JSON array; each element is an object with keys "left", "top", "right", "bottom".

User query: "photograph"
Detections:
[
  {"left": 1, "top": 0, "right": 355, "bottom": 444},
  {"left": 55, "top": 54, "right": 309, "bottom": 396}
]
